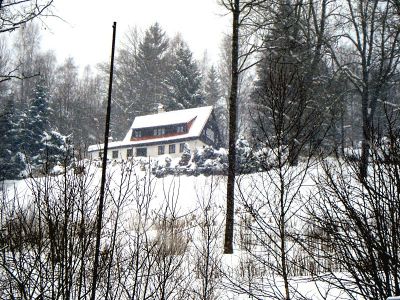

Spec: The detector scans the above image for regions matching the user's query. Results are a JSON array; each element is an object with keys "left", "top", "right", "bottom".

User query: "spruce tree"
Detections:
[
  {"left": 204, "top": 65, "right": 221, "bottom": 106},
  {"left": 23, "top": 81, "right": 67, "bottom": 172},
  {"left": 251, "top": 0, "right": 329, "bottom": 164},
  {"left": 135, "top": 23, "right": 169, "bottom": 114},
  {"left": 166, "top": 39, "right": 203, "bottom": 110},
  {"left": 0, "top": 99, "right": 25, "bottom": 180}
]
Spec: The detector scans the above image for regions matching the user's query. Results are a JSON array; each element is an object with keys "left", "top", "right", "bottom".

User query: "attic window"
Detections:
[
  {"left": 206, "top": 128, "right": 215, "bottom": 142},
  {"left": 134, "top": 130, "right": 142, "bottom": 138},
  {"left": 177, "top": 125, "right": 185, "bottom": 133},
  {"left": 154, "top": 128, "right": 165, "bottom": 136}
]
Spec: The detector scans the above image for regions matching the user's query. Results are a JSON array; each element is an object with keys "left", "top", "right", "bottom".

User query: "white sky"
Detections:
[{"left": 40, "top": 0, "right": 231, "bottom": 69}]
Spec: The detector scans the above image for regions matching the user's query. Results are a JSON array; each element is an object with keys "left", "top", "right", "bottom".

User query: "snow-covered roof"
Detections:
[
  {"left": 133, "top": 106, "right": 212, "bottom": 129},
  {"left": 88, "top": 106, "right": 213, "bottom": 152}
]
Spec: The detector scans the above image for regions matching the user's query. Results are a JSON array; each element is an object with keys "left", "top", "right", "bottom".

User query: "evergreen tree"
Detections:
[
  {"left": 0, "top": 99, "right": 25, "bottom": 180},
  {"left": 23, "top": 81, "right": 67, "bottom": 172},
  {"left": 166, "top": 38, "right": 204, "bottom": 110},
  {"left": 204, "top": 65, "right": 221, "bottom": 106},
  {"left": 135, "top": 23, "right": 170, "bottom": 114},
  {"left": 251, "top": 0, "right": 331, "bottom": 163}
]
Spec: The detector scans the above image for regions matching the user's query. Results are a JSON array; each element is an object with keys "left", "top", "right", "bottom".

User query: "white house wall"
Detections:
[{"left": 89, "top": 139, "right": 208, "bottom": 160}]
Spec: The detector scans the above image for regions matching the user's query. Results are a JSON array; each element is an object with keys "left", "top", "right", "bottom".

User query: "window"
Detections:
[
  {"left": 154, "top": 128, "right": 166, "bottom": 136},
  {"left": 136, "top": 148, "right": 147, "bottom": 157},
  {"left": 158, "top": 145, "right": 165, "bottom": 155},
  {"left": 169, "top": 144, "right": 176, "bottom": 154},
  {"left": 112, "top": 150, "right": 119, "bottom": 159},
  {"left": 127, "top": 148, "right": 133, "bottom": 158},
  {"left": 177, "top": 125, "right": 185, "bottom": 133},
  {"left": 134, "top": 130, "right": 142, "bottom": 138},
  {"left": 206, "top": 128, "right": 215, "bottom": 142},
  {"left": 179, "top": 143, "right": 186, "bottom": 153}
]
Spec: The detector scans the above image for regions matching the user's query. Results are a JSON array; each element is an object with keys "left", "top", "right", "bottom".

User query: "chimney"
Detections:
[{"left": 157, "top": 103, "right": 165, "bottom": 114}]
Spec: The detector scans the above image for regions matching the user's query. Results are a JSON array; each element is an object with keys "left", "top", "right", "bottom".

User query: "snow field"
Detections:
[{"left": 0, "top": 158, "right": 365, "bottom": 299}]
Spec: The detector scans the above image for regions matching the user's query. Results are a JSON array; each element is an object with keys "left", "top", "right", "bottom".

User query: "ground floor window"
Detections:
[
  {"left": 136, "top": 148, "right": 147, "bottom": 157},
  {"left": 179, "top": 143, "right": 185, "bottom": 153},
  {"left": 169, "top": 144, "right": 176, "bottom": 154},
  {"left": 112, "top": 150, "right": 119, "bottom": 159},
  {"left": 158, "top": 145, "right": 165, "bottom": 155},
  {"left": 127, "top": 148, "right": 133, "bottom": 158}
]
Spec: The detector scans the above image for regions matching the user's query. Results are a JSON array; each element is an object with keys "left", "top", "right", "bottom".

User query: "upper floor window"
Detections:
[
  {"left": 206, "top": 128, "right": 215, "bottom": 142},
  {"left": 154, "top": 128, "right": 165, "bottom": 136},
  {"left": 134, "top": 130, "right": 142, "bottom": 138},
  {"left": 177, "top": 125, "right": 185, "bottom": 133}
]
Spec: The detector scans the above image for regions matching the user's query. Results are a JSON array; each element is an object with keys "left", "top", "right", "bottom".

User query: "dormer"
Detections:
[{"left": 130, "top": 118, "right": 195, "bottom": 141}]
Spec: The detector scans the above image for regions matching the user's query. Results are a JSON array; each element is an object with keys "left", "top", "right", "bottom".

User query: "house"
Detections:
[{"left": 88, "top": 105, "right": 221, "bottom": 160}]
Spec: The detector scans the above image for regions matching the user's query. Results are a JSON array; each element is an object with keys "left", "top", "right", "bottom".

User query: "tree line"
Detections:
[
  {"left": 1, "top": 0, "right": 400, "bottom": 178},
  {"left": 0, "top": 21, "right": 229, "bottom": 179},
  {"left": 1, "top": 1, "right": 400, "bottom": 298}
]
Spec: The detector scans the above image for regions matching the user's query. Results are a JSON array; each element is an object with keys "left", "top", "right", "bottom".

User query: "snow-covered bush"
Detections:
[
  {"left": 152, "top": 155, "right": 175, "bottom": 177},
  {"left": 178, "top": 143, "right": 191, "bottom": 166},
  {"left": 192, "top": 146, "right": 228, "bottom": 176},
  {"left": 150, "top": 139, "right": 265, "bottom": 177},
  {"left": 236, "top": 137, "right": 258, "bottom": 174}
]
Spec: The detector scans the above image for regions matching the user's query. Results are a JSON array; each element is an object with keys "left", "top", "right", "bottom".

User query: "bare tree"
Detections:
[
  {"left": 0, "top": 1, "right": 53, "bottom": 83},
  {"left": 231, "top": 63, "right": 319, "bottom": 298},
  {"left": 219, "top": 0, "right": 265, "bottom": 255},
  {"left": 0, "top": 0, "right": 53, "bottom": 33},
  {"left": 328, "top": 0, "right": 400, "bottom": 178},
  {"left": 307, "top": 106, "right": 400, "bottom": 299},
  {"left": 11, "top": 22, "right": 43, "bottom": 108},
  {"left": 110, "top": 26, "right": 142, "bottom": 139},
  {"left": 191, "top": 176, "right": 224, "bottom": 300},
  {"left": 0, "top": 161, "right": 100, "bottom": 299}
]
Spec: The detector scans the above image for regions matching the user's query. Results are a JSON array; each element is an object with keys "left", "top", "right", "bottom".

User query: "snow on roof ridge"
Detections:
[{"left": 131, "top": 105, "right": 213, "bottom": 129}]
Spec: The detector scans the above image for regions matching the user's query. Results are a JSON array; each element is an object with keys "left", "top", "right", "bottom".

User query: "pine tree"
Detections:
[
  {"left": 23, "top": 81, "right": 67, "bottom": 172},
  {"left": 135, "top": 23, "right": 170, "bottom": 114},
  {"left": 251, "top": 0, "right": 330, "bottom": 164},
  {"left": 166, "top": 38, "right": 204, "bottom": 110},
  {"left": 0, "top": 99, "right": 25, "bottom": 179},
  {"left": 204, "top": 65, "right": 221, "bottom": 106}
]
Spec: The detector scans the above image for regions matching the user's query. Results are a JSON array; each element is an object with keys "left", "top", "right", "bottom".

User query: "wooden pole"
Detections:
[{"left": 90, "top": 21, "right": 117, "bottom": 300}]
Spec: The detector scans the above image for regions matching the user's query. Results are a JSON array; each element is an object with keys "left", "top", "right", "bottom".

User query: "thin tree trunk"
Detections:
[
  {"left": 224, "top": 0, "right": 240, "bottom": 254},
  {"left": 360, "top": 89, "right": 370, "bottom": 179}
]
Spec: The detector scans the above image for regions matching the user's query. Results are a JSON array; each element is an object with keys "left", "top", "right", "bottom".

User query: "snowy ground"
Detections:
[{"left": 0, "top": 158, "right": 363, "bottom": 299}]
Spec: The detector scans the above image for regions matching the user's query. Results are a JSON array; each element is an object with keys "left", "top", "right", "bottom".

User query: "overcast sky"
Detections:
[{"left": 40, "top": 0, "right": 230, "bottom": 69}]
